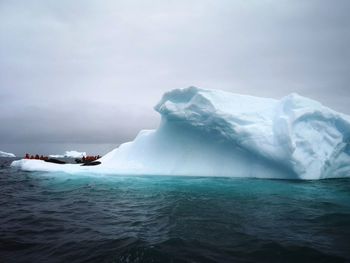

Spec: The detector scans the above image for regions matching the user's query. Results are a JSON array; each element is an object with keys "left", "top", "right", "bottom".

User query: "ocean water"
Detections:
[{"left": 1, "top": 158, "right": 350, "bottom": 263}]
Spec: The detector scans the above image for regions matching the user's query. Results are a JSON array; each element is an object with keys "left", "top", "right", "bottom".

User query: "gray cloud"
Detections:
[{"left": 1, "top": 0, "right": 349, "bottom": 155}]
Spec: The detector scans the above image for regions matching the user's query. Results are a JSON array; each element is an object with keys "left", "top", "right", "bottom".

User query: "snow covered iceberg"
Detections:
[
  {"left": 49, "top": 150, "right": 87, "bottom": 158},
  {"left": 12, "top": 87, "right": 350, "bottom": 179},
  {"left": 0, "top": 150, "right": 16, "bottom": 158}
]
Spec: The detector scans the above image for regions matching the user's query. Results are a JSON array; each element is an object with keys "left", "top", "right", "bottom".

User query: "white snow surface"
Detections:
[
  {"left": 0, "top": 150, "right": 16, "bottom": 158},
  {"left": 11, "top": 87, "right": 350, "bottom": 179},
  {"left": 49, "top": 151, "right": 87, "bottom": 158}
]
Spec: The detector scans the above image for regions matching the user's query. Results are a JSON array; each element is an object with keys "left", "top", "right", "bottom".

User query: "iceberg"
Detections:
[
  {"left": 0, "top": 150, "right": 16, "bottom": 158},
  {"left": 11, "top": 87, "right": 350, "bottom": 179},
  {"left": 49, "top": 151, "right": 87, "bottom": 159}
]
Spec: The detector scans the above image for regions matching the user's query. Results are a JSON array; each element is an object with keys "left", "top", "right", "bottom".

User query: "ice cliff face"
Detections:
[{"left": 12, "top": 87, "right": 350, "bottom": 179}]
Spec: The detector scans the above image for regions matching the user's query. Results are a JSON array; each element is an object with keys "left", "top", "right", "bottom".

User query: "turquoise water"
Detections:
[{"left": 1, "top": 158, "right": 350, "bottom": 262}]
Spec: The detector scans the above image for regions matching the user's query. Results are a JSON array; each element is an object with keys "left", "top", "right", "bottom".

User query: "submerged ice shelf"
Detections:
[{"left": 12, "top": 87, "right": 350, "bottom": 179}]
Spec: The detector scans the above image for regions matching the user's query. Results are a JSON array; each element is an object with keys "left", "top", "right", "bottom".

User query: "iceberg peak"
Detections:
[{"left": 153, "top": 87, "right": 350, "bottom": 179}]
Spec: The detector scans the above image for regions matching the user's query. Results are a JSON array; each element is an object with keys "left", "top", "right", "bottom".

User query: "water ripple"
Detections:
[{"left": 0, "top": 158, "right": 349, "bottom": 262}]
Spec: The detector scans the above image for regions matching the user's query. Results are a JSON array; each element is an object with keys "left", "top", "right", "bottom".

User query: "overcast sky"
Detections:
[{"left": 1, "top": 0, "right": 349, "bottom": 155}]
